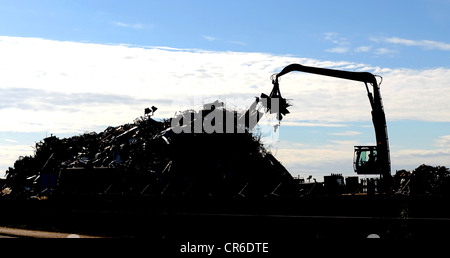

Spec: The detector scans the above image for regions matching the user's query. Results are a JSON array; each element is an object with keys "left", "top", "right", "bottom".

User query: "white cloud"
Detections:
[
  {"left": 331, "top": 35, "right": 450, "bottom": 55},
  {"left": 328, "top": 131, "right": 362, "bottom": 136},
  {"left": 325, "top": 47, "right": 350, "bottom": 54},
  {"left": 281, "top": 122, "right": 348, "bottom": 127},
  {"left": 374, "top": 47, "right": 397, "bottom": 55},
  {"left": 323, "top": 32, "right": 351, "bottom": 54},
  {"left": 355, "top": 46, "right": 372, "bottom": 53},
  {"left": 0, "top": 36, "right": 300, "bottom": 133},
  {"left": 324, "top": 32, "right": 338, "bottom": 41},
  {"left": 391, "top": 148, "right": 450, "bottom": 171},
  {"left": 0, "top": 35, "right": 449, "bottom": 135},
  {"left": 385, "top": 37, "right": 450, "bottom": 51},
  {"left": 371, "top": 36, "right": 450, "bottom": 51},
  {"left": 435, "top": 135, "right": 450, "bottom": 148},
  {"left": 202, "top": 36, "right": 247, "bottom": 46},
  {"left": 112, "top": 21, "right": 144, "bottom": 29},
  {"left": 229, "top": 40, "right": 247, "bottom": 46},
  {"left": 203, "top": 35, "right": 217, "bottom": 41},
  {"left": 380, "top": 67, "right": 450, "bottom": 122},
  {"left": 323, "top": 32, "right": 347, "bottom": 45}
]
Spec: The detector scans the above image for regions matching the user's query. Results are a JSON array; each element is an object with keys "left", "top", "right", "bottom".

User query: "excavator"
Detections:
[{"left": 261, "top": 63, "right": 392, "bottom": 193}]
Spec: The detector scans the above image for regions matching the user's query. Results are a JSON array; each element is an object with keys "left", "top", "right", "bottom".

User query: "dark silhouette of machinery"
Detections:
[{"left": 268, "top": 63, "right": 392, "bottom": 192}]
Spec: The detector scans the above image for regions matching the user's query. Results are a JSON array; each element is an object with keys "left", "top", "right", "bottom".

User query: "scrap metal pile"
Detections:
[{"left": 3, "top": 103, "right": 295, "bottom": 199}]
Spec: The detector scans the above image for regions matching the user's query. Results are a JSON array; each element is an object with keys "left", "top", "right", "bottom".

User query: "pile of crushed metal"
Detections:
[{"left": 2, "top": 103, "right": 295, "bottom": 199}]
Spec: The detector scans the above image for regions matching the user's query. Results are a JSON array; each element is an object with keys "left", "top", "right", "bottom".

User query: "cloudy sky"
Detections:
[{"left": 0, "top": 0, "right": 449, "bottom": 180}]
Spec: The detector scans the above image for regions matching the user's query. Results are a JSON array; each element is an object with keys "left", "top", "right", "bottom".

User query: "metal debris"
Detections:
[{"left": 3, "top": 104, "right": 295, "bottom": 199}]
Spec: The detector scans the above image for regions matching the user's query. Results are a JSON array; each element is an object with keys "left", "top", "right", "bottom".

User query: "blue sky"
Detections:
[
  {"left": 1, "top": 0, "right": 449, "bottom": 67},
  {"left": 0, "top": 0, "right": 449, "bottom": 180}
]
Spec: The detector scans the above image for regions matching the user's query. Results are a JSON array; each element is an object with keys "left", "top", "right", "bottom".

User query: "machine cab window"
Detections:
[{"left": 354, "top": 146, "right": 379, "bottom": 174}]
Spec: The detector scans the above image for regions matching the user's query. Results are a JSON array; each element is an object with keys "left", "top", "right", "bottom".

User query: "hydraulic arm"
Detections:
[{"left": 272, "top": 64, "right": 391, "bottom": 185}]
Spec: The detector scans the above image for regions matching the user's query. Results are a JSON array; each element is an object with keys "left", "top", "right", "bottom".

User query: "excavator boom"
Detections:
[{"left": 275, "top": 64, "right": 378, "bottom": 85}]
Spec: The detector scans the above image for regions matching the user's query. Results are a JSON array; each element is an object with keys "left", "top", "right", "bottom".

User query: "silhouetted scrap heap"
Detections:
[{"left": 3, "top": 103, "right": 295, "bottom": 199}]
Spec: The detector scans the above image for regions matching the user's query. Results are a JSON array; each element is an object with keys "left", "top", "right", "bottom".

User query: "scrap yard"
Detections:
[{"left": 2, "top": 64, "right": 450, "bottom": 240}]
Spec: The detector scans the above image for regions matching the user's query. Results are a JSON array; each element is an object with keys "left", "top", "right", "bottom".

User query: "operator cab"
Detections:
[{"left": 354, "top": 146, "right": 380, "bottom": 174}]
